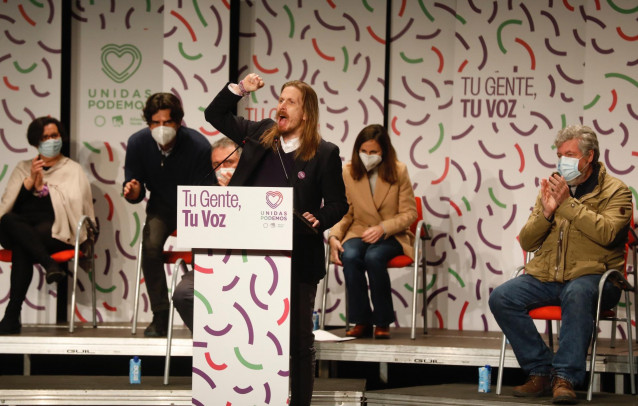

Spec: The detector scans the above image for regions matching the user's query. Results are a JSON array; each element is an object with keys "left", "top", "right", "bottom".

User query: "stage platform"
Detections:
[
  {"left": 0, "top": 324, "right": 635, "bottom": 405},
  {"left": 316, "top": 327, "right": 634, "bottom": 374}
]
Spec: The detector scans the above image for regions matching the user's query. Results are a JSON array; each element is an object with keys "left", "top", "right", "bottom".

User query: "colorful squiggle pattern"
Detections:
[{"left": 192, "top": 250, "right": 290, "bottom": 404}]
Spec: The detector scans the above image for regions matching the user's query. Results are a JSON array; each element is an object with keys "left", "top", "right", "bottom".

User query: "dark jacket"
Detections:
[
  {"left": 123, "top": 126, "right": 213, "bottom": 218},
  {"left": 205, "top": 84, "right": 348, "bottom": 283}
]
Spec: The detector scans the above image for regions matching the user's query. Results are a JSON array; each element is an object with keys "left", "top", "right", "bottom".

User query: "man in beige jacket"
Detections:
[{"left": 489, "top": 125, "right": 632, "bottom": 404}]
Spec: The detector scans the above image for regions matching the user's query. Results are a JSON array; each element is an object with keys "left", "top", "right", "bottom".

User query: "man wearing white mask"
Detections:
[
  {"left": 489, "top": 125, "right": 632, "bottom": 404},
  {"left": 172, "top": 136, "right": 241, "bottom": 331},
  {"left": 123, "top": 92, "right": 213, "bottom": 337},
  {"left": 211, "top": 137, "right": 242, "bottom": 186}
]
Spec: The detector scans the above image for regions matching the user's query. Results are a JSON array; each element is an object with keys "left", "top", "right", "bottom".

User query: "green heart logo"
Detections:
[{"left": 100, "top": 44, "right": 142, "bottom": 83}]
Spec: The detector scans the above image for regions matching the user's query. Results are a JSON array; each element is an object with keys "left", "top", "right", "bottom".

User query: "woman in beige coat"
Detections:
[
  {"left": 328, "top": 124, "right": 417, "bottom": 339},
  {"left": 0, "top": 117, "right": 95, "bottom": 335}
]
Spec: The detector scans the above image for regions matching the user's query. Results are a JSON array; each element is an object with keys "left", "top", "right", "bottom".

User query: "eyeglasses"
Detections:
[{"left": 41, "top": 133, "right": 61, "bottom": 142}]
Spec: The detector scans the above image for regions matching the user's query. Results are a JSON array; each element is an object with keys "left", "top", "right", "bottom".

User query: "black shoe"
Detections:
[
  {"left": 46, "top": 268, "right": 66, "bottom": 284},
  {"left": 0, "top": 315, "right": 21, "bottom": 335},
  {"left": 144, "top": 310, "right": 169, "bottom": 337},
  {"left": 45, "top": 261, "right": 66, "bottom": 284}
]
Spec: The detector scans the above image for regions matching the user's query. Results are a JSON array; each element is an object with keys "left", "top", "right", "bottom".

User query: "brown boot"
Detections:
[
  {"left": 512, "top": 375, "right": 552, "bottom": 397},
  {"left": 552, "top": 377, "right": 578, "bottom": 404}
]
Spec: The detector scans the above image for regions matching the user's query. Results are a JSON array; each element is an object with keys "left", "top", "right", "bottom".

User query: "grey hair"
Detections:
[
  {"left": 554, "top": 125, "right": 599, "bottom": 163},
  {"left": 212, "top": 137, "right": 242, "bottom": 157}
]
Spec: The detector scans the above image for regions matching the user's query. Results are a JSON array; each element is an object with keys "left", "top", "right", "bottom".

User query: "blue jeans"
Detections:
[
  {"left": 489, "top": 273, "right": 621, "bottom": 386},
  {"left": 342, "top": 237, "right": 403, "bottom": 327}
]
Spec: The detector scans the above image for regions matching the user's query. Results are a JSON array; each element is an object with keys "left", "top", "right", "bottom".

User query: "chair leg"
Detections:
[
  {"left": 588, "top": 276, "right": 607, "bottom": 401},
  {"left": 164, "top": 259, "right": 187, "bottom": 385},
  {"left": 320, "top": 252, "right": 330, "bottom": 331},
  {"left": 410, "top": 257, "right": 418, "bottom": 340},
  {"left": 624, "top": 290, "right": 635, "bottom": 395},
  {"left": 90, "top": 242, "right": 97, "bottom": 329},
  {"left": 132, "top": 235, "right": 144, "bottom": 335},
  {"left": 69, "top": 258, "right": 79, "bottom": 333},
  {"left": 344, "top": 279, "right": 350, "bottom": 332},
  {"left": 496, "top": 333, "right": 507, "bottom": 395},
  {"left": 422, "top": 238, "right": 427, "bottom": 335},
  {"left": 587, "top": 321, "right": 600, "bottom": 401},
  {"left": 633, "top": 247, "right": 638, "bottom": 345}
]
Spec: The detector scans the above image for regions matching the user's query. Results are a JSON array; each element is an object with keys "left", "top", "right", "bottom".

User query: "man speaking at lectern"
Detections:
[{"left": 205, "top": 73, "right": 348, "bottom": 406}]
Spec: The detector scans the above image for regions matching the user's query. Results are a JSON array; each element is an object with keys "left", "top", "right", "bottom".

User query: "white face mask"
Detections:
[
  {"left": 215, "top": 167, "right": 235, "bottom": 182},
  {"left": 359, "top": 152, "right": 382, "bottom": 172},
  {"left": 557, "top": 155, "right": 589, "bottom": 185},
  {"left": 151, "top": 126, "right": 177, "bottom": 146},
  {"left": 38, "top": 138, "right": 63, "bottom": 158}
]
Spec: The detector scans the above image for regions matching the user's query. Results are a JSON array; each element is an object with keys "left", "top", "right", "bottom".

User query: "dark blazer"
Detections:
[{"left": 205, "top": 84, "right": 348, "bottom": 283}]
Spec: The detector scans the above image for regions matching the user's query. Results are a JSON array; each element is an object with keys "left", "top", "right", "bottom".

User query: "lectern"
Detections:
[{"left": 177, "top": 186, "right": 293, "bottom": 405}]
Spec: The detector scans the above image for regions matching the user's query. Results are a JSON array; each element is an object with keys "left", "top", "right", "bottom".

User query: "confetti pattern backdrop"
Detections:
[
  {"left": 0, "top": 0, "right": 62, "bottom": 324},
  {"left": 1, "top": 1, "right": 638, "bottom": 341},
  {"left": 67, "top": 0, "right": 231, "bottom": 327},
  {"left": 192, "top": 250, "right": 291, "bottom": 405}
]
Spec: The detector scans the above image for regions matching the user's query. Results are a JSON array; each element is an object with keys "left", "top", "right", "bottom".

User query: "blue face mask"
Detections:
[
  {"left": 38, "top": 138, "right": 62, "bottom": 158},
  {"left": 557, "top": 156, "right": 587, "bottom": 184}
]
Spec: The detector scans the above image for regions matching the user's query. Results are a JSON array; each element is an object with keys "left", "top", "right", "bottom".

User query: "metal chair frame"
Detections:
[
  {"left": 495, "top": 233, "right": 637, "bottom": 401},
  {"left": 0, "top": 215, "right": 98, "bottom": 333},
  {"left": 131, "top": 226, "right": 192, "bottom": 334},
  {"left": 320, "top": 196, "right": 430, "bottom": 340},
  {"left": 163, "top": 257, "right": 190, "bottom": 385}
]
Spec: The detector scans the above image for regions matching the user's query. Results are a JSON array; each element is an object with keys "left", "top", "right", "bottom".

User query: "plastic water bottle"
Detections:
[
  {"left": 312, "top": 311, "right": 319, "bottom": 331},
  {"left": 478, "top": 365, "right": 491, "bottom": 392},
  {"left": 129, "top": 356, "right": 141, "bottom": 384}
]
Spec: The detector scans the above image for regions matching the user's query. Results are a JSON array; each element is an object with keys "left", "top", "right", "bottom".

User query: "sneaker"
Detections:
[
  {"left": 512, "top": 375, "right": 552, "bottom": 397},
  {"left": 552, "top": 377, "right": 578, "bottom": 404},
  {"left": 144, "top": 310, "right": 169, "bottom": 337}
]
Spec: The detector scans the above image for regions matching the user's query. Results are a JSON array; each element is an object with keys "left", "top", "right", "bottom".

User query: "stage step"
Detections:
[
  {"left": 365, "top": 383, "right": 638, "bottom": 405},
  {"left": 0, "top": 375, "right": 366, "bottom": 405}
]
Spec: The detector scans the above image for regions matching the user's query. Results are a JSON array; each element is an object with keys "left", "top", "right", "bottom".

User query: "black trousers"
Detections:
[
  {"left": 0, "top": 212, "right": 72, "bottom": 314},
  {"left": 141, "top": 212, "right": 176, "bottom": 313},
  {"left": 289, "top": 272, "right": 318, "bottom": 406}
]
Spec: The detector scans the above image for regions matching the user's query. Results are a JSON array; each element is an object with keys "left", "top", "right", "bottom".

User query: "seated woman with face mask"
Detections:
[
  {"left": 328, "top": 124, "right": 417, "bottom": 339},
  {"left": 0, "top": 117, "right": 95, "bottom": 335}
]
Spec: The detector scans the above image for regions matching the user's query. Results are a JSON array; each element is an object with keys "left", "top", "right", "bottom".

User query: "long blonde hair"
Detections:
[{"left": 260, "top": 80, "right": 320, "bottom": 161}]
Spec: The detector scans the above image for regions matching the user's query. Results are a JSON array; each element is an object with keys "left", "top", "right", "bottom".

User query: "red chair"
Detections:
[
  {"left": 320, "top": 196, "right": 430, "bottom": 340},
  {"left": 0, "top": 215, "right": 98, "bottom": 333},
  {"left": 131, "top": 228, "right": 192, "bottom": 335},
  {"left": 495, "top": 223, "right": 637, "bottom": 401}
]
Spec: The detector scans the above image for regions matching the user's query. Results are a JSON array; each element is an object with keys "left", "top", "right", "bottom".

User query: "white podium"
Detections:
[{"left": 177, "top": 186, "right": 293, "bottom": 405}]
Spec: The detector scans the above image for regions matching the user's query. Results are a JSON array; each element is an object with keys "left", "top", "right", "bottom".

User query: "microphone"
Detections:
[{"left": 198, "top": 139, "right": 245, "bottom": 185}]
